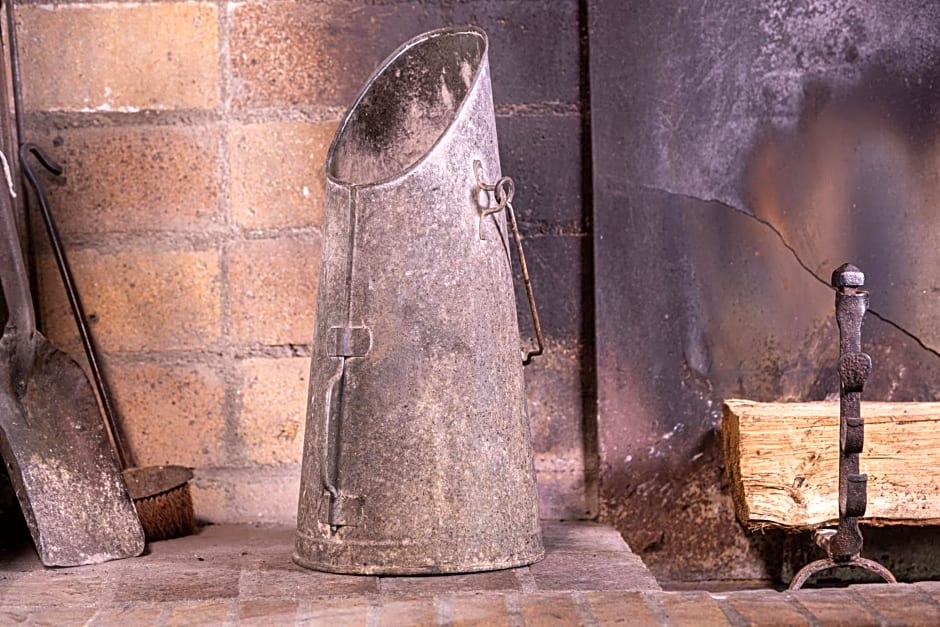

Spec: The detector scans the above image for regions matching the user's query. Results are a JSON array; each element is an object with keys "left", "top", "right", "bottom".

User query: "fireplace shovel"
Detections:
[{"left": 0, "top": 159, "right": 144, "bottom": 566}]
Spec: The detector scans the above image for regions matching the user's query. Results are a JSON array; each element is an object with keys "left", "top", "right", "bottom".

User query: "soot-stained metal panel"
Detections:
[{"left": 591, "top": 0, "right": 940, "bottom": 582}]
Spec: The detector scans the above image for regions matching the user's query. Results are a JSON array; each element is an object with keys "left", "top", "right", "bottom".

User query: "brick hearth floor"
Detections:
[{"left": 2, "top": 521, "right": 940, "bottom": 625}]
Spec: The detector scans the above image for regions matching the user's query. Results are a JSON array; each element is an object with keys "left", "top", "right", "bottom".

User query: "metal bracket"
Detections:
[
  {"left": 327, "top": 326, "right": 372, "bottom": 357},
  {"left": 319, "top": 491, "right": 365, "bottom": 527}
]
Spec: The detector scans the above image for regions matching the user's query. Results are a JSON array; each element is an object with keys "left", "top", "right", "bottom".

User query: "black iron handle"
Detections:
[{"left": 19, "top": 143, "right": 132, "bottom": 468}]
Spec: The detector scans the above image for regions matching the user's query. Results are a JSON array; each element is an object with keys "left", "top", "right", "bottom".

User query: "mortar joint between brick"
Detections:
[
  {"left": 434, "top": 595, "right": 454, "bottom": 627},
  {"left": 503, "top": 592, "right": 524, "bottom": 627},
  {"left": 781, "top": 593, "right": 824, "bottom": 627},
  {"left": 712, "top": 595, "right": 751, "bottom": 627},
  {"left": 571, "top": 591, "right": 600, "bottom": 627},
  {"left": 638, "top": 592, "right": 673, "bottom": 627}
]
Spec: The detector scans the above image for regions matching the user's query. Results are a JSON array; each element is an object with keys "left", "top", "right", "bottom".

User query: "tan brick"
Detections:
[
  {"left": 788, "top": 589, "right": 877, "bottom": 627},
  {"left": 93, "top": 606, "right": 163, "bottom": 626},
  {"left": 229, "top": 3, "right": 347, "bottom": 109},
  {"left": 239, "top": 600, "right": 299, "bottom": 625},
  {"left": 584, "top": 591, "right": 658, "bottom": 625},
  {"left": 2, "top": 608, "right": 97, "bottom": 625},
  {"left": 236, "top": 357, "right": 308, "bottom": 464},
  {"left": 452, "top": 594, "right": 510, "bottom": 626},
  {"left": 32, "top": 126, "right": 221, "bottom": 235},
  {"left": 724, "top": 590, "right": 810, "bottom": 626},
  {"left": 114, "top": 566, "right": 239, "bottom": 603},
  {"left": 654, "top": 591, "right": 731, "bottom": 626},
  {"left": 379, "top": 597, "right": 438, "bottom": 626},
  {"left": 298, "top": 598, "right": 369, "bottom": 625},
  {"left": 230, "top": 473, "right": 300, "bottom": 524},
  {"left": 190, "top": 480, "right": 229, "bottom": 524},
  {"left": 382, "top": 571, "right": 518, "bottom": 596},
  {"left": 230, "top": 122, "right": 335, "bottom": 229},
  {"left": 520, "top": 593, "right": 582, "bottom": 624},
  {"left": 228, "top": 236, "right": 319, "bottom": 345},
  {"left": 852, "top": 583, "right": 940, "bottom": 626},
  {"left": 19, "top": 4, "right": 219, "bottom": 111},
  {"left": 167, "top": 602, "right": 233, "bottom": 626},
  {"left": 109, "top": 362, "right": 226, "bottom": 467},
  {"left": 240, "top": 568, "right": 377, "bottom": 599},
  {"left": 38, "top": 248, "right": 221, "bottom": 353},
  {"left": 1, "top": 571, "right": 109, "bottom": 605}
]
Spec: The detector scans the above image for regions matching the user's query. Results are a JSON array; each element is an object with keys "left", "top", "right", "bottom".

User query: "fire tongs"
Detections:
[{"left": 789, "top": 264, "right": 897, "bottom": 589}]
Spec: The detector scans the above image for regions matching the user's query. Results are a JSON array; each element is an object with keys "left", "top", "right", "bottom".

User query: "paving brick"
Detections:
[
  {"left": 452, "top": 593, "right": 510, "bottom": 626},
  {"left": 652, "top": 591, "right": 730, "bottom": 626},
  {"left": 236, "top": 357, "right": 308, "bottom": 465},
  {"left": 109, "top": 362, "right": 226, "bottom": 467},
  {"left": 230, "top": 122, "right": 335, "bottom": 230},
  {"left": 852, "top": 583, "right": 940, "bottom": 626},
  {"left": 0, "top": 571, "right": 110, "bottom": 605},
  {"left": 33, "top": 125, "right": 221, "bottom": 235},
  {"left": 238, "top": 600, "right": 299, "bottom": 625},
  {"left": 787, "top": 589, "right": 878, "bottom": 627},
  {"left": 228, "top": 236, "right": 319, "bottom": 346},
  {"left": 2, "top": 607, "right": 97, "bottom": 625},
  {"left": 520, "top": 592, "right": 582, "bottom": 624},
  {"left": 915, "top": 580, "right": 940, "bottom": 604},
  {"left": 495, "top": 115, "right": 584, "bottom": 229},
  {"left": 583, "top": 591, "right": 658, "bottom": 625},
  {"left": 229, "top": 473, "right": 301, "bottom": 524},
  {"left": 19, "top": 3, "right": 219, "bottom": 111},
  {"left": 112, "top": 565, "right": 239, "bottom": 603},
  {"left": 378, "top": 597, "right": 438, "bottom": 626},
  {"left": 297, "top": 598, "right": 370, "bottom": 625},
  {"left": 723, "top": 590, "right": 810, "bottom": 626},
  {"left": 229, "top": 1, "right": 579, "bottom": 109},
  {"left": 240, "top": 567, "right": 377, "bottom": 599},
  {"left": 167, "top": 602, "right": 233, "bottom": 626},
  {"left": 38, "top": 248, "right": 221, "bottom": 353},
  {"left": 92, "top": 605, "right": 163, "bottom": 625},
  {"left": 540, "top": 518, "right": 627, "bottom": 556},
  {"left": 529, "top": 548, "right": 659, "bottom": 592},
  {"left": 380, "top": 570, "right": 518, "bottom": 595}
]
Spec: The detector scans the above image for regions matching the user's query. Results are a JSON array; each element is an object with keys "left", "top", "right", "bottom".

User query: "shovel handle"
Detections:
[
  {"left": 0, "top": 159, "right": 34, "bottom": 377},
  {"left": 19, "top": 144, "right": 132, "bottom": 469}
]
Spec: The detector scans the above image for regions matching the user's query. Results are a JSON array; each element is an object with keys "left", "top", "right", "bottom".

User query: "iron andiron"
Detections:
[{"left": 789, "top": 264, "right": 896, "bottom": 589}]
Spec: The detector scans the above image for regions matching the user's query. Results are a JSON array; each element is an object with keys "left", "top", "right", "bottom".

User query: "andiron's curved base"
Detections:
[{"left": 789, "top": 557, "right": 897, "bottom": 590}]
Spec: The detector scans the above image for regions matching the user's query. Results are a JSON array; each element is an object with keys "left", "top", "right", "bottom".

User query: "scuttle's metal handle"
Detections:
[
  {"left": 320, "top": 360, "right": 344, "bottom": 501},
  {"left": 474, "top": 160, "right": 544, "bottom": 366}
]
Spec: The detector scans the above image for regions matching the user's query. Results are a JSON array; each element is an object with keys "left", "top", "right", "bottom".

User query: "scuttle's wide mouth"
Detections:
[{"left": 327, "top": 27, "right": 487, "bottom": 187}]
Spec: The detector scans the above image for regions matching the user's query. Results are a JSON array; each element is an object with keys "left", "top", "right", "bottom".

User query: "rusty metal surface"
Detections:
[{"left": 294, "top": 27, "right": 543, "bottom": 575}]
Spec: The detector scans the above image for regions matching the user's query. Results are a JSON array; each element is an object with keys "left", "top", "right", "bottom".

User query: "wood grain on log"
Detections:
[{"left": 722, "top": 399, "right": 940, "bottom": 529}]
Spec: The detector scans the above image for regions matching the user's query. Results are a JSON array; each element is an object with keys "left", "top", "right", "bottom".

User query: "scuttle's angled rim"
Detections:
[{"left": 325, "top": 25, "right": 490, "bottom": 189}]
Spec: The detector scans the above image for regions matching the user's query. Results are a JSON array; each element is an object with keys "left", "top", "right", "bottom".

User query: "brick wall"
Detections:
[{"left": 17, "top": 1, "right": 592, "bottom": 524}]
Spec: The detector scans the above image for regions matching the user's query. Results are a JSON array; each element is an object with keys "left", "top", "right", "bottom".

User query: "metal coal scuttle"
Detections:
[{"left": 294, "top": 27, "right": 546, "bottom": 575}]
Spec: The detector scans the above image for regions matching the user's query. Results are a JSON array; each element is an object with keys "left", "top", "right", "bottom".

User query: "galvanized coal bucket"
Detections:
[{"left": 293, "top": 26, "right": 545, "bottom": 575}]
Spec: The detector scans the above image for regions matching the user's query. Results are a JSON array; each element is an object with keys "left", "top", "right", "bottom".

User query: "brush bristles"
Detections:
[{"left": 133, "top": 483, "right": 196, "bottom": 542}]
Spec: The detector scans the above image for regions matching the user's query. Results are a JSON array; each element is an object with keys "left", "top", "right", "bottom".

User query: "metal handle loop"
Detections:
[
  {"left": 320, "top": 361, "right": 344, "bottom": 499},
  {"left": 473, "top": 160, "right": 544, "bottom": 365}
]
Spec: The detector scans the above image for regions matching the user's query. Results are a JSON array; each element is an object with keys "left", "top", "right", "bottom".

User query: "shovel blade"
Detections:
[{"left": 0, "top": 336, "right": 144, "bottom": 566}]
